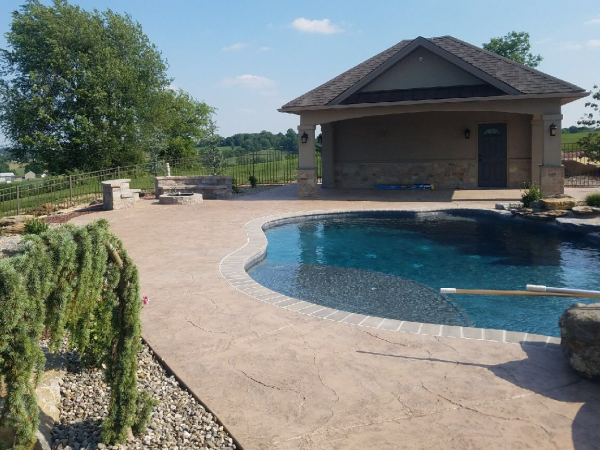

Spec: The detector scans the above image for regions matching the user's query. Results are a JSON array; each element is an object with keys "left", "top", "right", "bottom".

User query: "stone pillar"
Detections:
[
  {"left": 531, "top": 116, "right": 543, "bottom": 185},
  {"left": 297, "top": 124, "right": 317, "bottom": 198},
  {"left": 540, "top": 114, "right": 564, "bottom": 196},
  {"left": 321, "top": 123, "right": 335, "bottom": 188},
  {"left": 532, "top": 114, "right": 564, "bottom": 196}
]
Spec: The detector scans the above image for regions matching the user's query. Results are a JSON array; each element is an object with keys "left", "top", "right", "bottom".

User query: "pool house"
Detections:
[{"left": 279, "top": 35, "right": 588, "bottom": 197}]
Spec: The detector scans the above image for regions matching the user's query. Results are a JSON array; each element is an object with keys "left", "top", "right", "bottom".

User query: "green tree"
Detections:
[
  {"left": 200, "top": 121, "right": 223, "bottom": 175},
  {"left": 0, "top": 0, "right": 179, "bottom": 173},
  {"left": 482, "top": 31, "right": 543, "bottom": 68},
  {"left": 577, "top": 85, "right": 600, "bottom": 162},
  {"left": 143, "top": 89, "right": 214, "bottom": 161},
  {"left": 0, "top": 156, "right": 10, "bottom": 173}
]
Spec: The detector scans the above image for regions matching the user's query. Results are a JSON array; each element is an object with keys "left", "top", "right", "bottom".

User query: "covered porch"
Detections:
[{"left": 294, "top": 100, "right": 565, "bottom": 198}]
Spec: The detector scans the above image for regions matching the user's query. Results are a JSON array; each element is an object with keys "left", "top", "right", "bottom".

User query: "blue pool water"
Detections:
[{"left": 248, "top": 212, "right": 600, "bottom": 336}]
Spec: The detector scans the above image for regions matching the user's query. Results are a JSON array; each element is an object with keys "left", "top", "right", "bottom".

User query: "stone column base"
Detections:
[
  {"left": 539, "top": 165, "right": 565, "bottom": 197},
  {"left": 297, "top": 168, "right": 317, "bottom": 198}
]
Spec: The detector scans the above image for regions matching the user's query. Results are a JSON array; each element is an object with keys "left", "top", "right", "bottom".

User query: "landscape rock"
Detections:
[
  {"left": 540, "top": 197, "right": 578, "bottom": 211},
  {"left": 52, "top": 344, "right": 236, "bottom": 450},
  {"left": 0, "top": 214, "right": 34, "bottom": 227},
  {"left": 559, "top": 303, "right": 600, "bottom": 380},
  {"left": 513, "top": 209, "right": 568, "bottom": 221},
  {"left": 495, "top": 203, "right": 522, "bottom": 211},
  {"left": 572, "top": 206, "right": 600, "bottom": 216}
]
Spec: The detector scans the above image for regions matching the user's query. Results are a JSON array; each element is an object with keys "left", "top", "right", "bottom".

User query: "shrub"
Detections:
[
  {"left": 248, "top": 175, "right": 258, "bottom": 188},
  {"left": 231, "top": 178, "right": 242, "bottom": 194},
  {"left": 585, "top": 193, "right": 600, "bottom": 207},
  {"left": 23, "top": 218, "right": 49, "bottom": 235},
  {"left": 0, "top": 220, "right": 151, "bottom": 449},
  {"left": 521, "top": 183, "right": 542, "bottom": 207}
]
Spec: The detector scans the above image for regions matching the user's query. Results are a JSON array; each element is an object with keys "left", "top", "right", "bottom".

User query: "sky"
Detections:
[{"left": 0, "top": 0, "right": 599, "bottom": 138}]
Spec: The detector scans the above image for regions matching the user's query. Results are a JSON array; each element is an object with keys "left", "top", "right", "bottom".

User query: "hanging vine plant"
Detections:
[{"left": 0, "top": 219, "right": 152, "bottom": 449}]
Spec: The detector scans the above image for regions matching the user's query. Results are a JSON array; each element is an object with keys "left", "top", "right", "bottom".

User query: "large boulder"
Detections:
[
  {"left": 572, "top": 206, "right": 600, "bottom": 216},
  {"left": 0, "top": 215, "right": 34, "bottom": 235},
  {"left": 540, "top": 196, "right": 578, "bottom": 210},
  {"left": 559, "top": 303, "right": 600, "bottom": 380}
]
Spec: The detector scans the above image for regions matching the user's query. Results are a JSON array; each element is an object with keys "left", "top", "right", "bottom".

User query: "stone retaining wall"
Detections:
[
  {"left": 155, "top": 176, "right": 232, "bottom": 199},
  {"left": 334, "top": 161, "right": 477, "bottom": 189}
]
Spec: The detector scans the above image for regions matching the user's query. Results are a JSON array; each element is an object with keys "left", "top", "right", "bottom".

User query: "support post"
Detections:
[
  {"left": 297, "top": 124, "right": 317, "bottom": 198},
  {"left": 16, "top": 185, "right": 20, "bottom": 215},
  {"left": 533, "top": 114, "right": 564, "bottom": 196},
  {"left": 69, "top": 175, "right": 73, "bottom": 206},
  {"left": 320, "top": 123, "right": 335, "bottom": 188}
]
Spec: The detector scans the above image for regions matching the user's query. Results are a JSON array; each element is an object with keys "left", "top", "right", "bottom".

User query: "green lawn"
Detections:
[{"left": 562, "top": 131, "right": 599, "bottom": 145}]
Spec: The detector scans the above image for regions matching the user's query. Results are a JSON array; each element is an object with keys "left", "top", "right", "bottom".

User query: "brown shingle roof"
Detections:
[{"left": 281, "top": 35, "right": 585, "bottom": 110}]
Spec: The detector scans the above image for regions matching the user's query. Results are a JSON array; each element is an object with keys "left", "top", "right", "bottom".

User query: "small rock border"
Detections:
[{"left": 52, "top": 344, "right": 237, "bottom": 450}]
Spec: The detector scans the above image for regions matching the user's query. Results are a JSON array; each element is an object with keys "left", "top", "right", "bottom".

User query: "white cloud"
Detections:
[
  {"left": 584, "top": 17, "right": 600, "bottom": 25},
  {"left": 587, "top": 39, "right": 600, "bottom": 48},
  {"left": 222, "top": 42, "right": 248, "bottom": 51},
  {"left": 291, "top": 18, "right": 343, "bottom": 34},
  {"left": 221, "top": 74, "right": 276, "bottom": 89},
  {"left": 535, "top": 38, "right": 552, "bottom": 45},
  {"left": 259, "top": 46, "right": 271, "bottom": 52},
  {"left": 558, "top": 40, "right": 583, "bottom": 50}
]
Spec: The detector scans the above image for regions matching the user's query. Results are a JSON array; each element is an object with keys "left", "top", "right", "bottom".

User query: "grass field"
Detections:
[{"left": 562, "top": 130, "right": 599, "bottom": 145}]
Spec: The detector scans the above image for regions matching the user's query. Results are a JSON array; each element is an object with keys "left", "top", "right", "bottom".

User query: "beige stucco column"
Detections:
[
  {"left": 320, "top": 123, "right": 335, "bottom": 188},
  {"left": 297, "top": 124, "right": 317, "bottom": 197},
  {"left": 531, "top": 114, "right": 564, "bottom": 196}
]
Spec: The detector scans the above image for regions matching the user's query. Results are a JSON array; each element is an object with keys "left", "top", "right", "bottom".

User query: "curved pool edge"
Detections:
[{"left": 219, "top": 207, "right": 568, "bottom": 347}]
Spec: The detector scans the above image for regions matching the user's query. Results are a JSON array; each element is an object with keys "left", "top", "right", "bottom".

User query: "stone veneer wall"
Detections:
[
  {"left": 508, "top": 159, "right": 532, "bottom": 188},
  {"left": 334, "top": 161, "right": 477, "bottom": 189}
]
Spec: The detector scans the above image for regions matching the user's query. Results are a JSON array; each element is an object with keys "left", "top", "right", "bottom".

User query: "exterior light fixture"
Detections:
[
  {"left": 549, "top": 123, "right": 557, "bottom": 136},
  {"left": 301, "top": 132, "right": 309, "bottom": 144},
  {"left": 464, "top": 128, "right": 470, "bottom": 139}
]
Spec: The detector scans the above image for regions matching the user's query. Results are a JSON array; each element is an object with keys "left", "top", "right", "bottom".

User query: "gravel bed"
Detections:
[{"left": 53, "top": 344, "right": 236, "bottom": 450}]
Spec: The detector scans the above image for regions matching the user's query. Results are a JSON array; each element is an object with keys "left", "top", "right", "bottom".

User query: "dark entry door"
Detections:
[{"left": 478, "top": 123, "right": 507, "bottom": 188}]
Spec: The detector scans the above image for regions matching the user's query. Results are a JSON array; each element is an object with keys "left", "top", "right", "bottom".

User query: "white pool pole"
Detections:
[
  {"left": 440, "top": 287, "right": 600, "bottom": 298},
  {"left": 527, "top": 284, "right": 600, "bottom": 297}
]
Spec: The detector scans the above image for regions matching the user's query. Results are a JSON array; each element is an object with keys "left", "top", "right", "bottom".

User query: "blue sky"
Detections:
[{"left": 1, "top": 0, "right": 599, "bottom": 137}]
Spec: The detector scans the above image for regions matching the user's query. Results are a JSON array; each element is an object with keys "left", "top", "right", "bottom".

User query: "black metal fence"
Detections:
[
  {"left": 0, "top": 148, "right": 322, "bottom": 218},
  {"left": 562, "top": 143, "right": 600, "bottom": 187}
]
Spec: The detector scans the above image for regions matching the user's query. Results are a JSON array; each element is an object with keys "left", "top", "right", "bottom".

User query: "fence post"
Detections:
[
  {"left": 166, "top": 162, "right": 171, "bottom": 177},
  {"left": 16, "top": 185, "right": 20, "bottom": 215},
  {"left": 69, "top": 175, "right": 73, "bottom": 206},
  {"left": 117, "top": 166, "right": 121, "bottom": 178}
]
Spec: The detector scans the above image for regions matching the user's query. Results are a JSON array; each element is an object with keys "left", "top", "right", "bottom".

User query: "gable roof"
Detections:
[{"left": 280, "top": 35, "right": 586, "bottom": 110}]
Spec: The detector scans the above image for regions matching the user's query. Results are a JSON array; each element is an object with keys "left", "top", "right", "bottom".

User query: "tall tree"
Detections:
[
  {"left": 143, "top": 89, "right": 215, "bottom": 161},
  {"left": 577, "top": 85, "right": 600, "bottom": 162},
  {"left": 0, "top": 0, "right": 213, "bottom": 174},
  {"left": 482, "top": 31, "right": 543, "bottom": 68}
]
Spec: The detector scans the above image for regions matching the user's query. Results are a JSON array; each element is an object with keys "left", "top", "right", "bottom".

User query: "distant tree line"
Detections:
[
  {"left": 562, "top": 126, "right": 599, "bottom": 134},
  {"left": 220, "top": 129, "right": 299, "bottom": 153}
]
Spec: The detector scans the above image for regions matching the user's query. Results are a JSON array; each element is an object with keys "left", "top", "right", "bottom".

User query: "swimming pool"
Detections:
[{"left": 248, "top": 211, "right": 600, "bottom": 337}]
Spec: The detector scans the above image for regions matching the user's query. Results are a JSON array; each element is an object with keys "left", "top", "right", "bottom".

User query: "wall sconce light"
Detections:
[
  {"left": 301, "top": 132, "right": 309, "bottom": 144},
  {"left": 549, "top": 123, "right": 557, "bottom": 137},
  {"left": 464, "top": 128, "right": 470, "bottom": 139}
]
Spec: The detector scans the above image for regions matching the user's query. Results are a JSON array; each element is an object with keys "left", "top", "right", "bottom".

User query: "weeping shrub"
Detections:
[{"left": 0, "top": 219, "right": 151, "bottom": 449}]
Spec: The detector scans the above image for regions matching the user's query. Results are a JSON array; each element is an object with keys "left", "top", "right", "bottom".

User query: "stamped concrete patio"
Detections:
[{"left": 72, "top": 185, "right": 600, "bottom": 450}]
